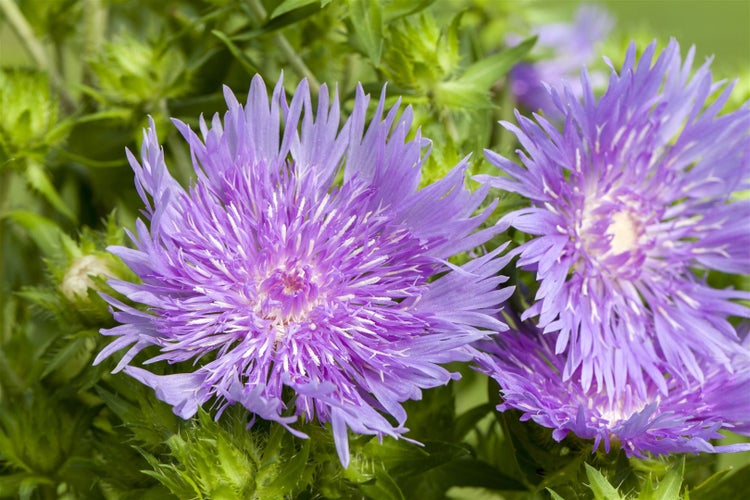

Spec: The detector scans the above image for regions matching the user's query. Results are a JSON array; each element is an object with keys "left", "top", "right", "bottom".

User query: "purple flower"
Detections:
[
  {"left": 95, "top": 75, "right": 512, "bottom": 466},
  {"left": 475, "top": 316, "right": 750, "bottom": 456},
  {"left": 481, "top": 40, "right": 750, "bottom": 404},
  {"left": 508, "top": 5, "right": 613, "bottom": 117}
]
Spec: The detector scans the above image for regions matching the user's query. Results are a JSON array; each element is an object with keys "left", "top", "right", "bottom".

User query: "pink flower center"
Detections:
[{"left": 258, "top": 265, "right": 321, "bottom": 326}]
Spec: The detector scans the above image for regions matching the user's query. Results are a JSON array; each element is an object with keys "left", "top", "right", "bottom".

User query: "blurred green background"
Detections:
[
  {"left": 517, "top": 0, "right": 749, "bottom": 72},
  {"left": 599, "top": 0, "right": 749, "bottom": 72},
  {"left": 2, "top": 1, "right": 749, "bottom": 72}
]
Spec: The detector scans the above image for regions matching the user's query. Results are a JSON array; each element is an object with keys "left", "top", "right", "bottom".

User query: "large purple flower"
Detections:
[
  {"left": 508, "top": 5, "right": 613, "bottom": 117},
  {"left": 475, "top": 315, "right": 750, "bottom": 456},
  {"left": 95, "top": 75, "right": 512, "bottom": 466},
  {"left": 481, "top": 40, "right": 750, "bottom": 402}
]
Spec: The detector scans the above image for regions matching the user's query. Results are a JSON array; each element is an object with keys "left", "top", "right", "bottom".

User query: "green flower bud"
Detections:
[
  {"left": 88, "top": 36, "right": 191, "bottom": 109},
  {"left": 0, "top": 69, "right": 63, "bottom": 164},
  {"left": 60, "top": 254, "right": 112, "bottom": 302}
]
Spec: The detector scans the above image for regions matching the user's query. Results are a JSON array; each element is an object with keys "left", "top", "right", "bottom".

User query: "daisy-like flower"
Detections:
[
  {"left": 481, "top": 40, "right": 750, "bottom": 402},
  {"left": 95, "top": 75, "right": 512, "bottom": 466},
  {"left": 474, "top": 314, "right": 750, "bottom": 456},
  {"left": 508, "top": 4, "right": 613, "bottom": 118}
]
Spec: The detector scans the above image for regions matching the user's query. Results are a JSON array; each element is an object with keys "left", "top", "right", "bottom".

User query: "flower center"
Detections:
[
  {"left": 597, "top": 395, "right": 649, "bottom": 425},
  {"left": 257, "top": 265, "right": 320, "bottom": 326},
  {"left": 607, "top": 210, "right": 639, "bottom": 255},
  {"left": 577, "top": 190, "right": 650, "bottom": 276}
]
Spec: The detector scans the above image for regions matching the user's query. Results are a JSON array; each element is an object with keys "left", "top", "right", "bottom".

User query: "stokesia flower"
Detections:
[
  {"left": 474, "top": 314, "right": 750, "bottom": 456},
  {"left": 507, "top": 4, "right": 613, "bottom": 118},
  {"left": 480, "top": 40, "right": 750, "bottom": 404},
  {"left": 95, "top": 75, "right": 512, "bottom": 466}
]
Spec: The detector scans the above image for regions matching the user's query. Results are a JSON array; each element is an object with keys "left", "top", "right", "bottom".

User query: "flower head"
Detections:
[
  {"left": 475, "top": 315, "right": 750, "bottom": 456},
  {"left": 481, "top": 40, "right": 750, "bottom": 402},
  {"left": 508, "top": 5, "right": 613, "bottom": 117},
  {"left": 96, "top": 75, "right": 512, "bottom": 466}
]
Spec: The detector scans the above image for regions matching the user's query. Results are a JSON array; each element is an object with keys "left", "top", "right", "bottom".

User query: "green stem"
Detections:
[
  {"left": 0, "top": 0, "right": 76, "bottom": 111},
  {"left": 246, "top": 0, "right": 321, "bottom": 93},
  {"left": 497, "top": 86, "right": 516, "bottom": 155},
  {"left": 159, "top": 99, "right": 194, "bottom": 185},
  {"left": 82, "top": 0, "right": 107, "bottom": 88},
  {"left": 0, "top": 169, "right": 12, "bottom": 342}
]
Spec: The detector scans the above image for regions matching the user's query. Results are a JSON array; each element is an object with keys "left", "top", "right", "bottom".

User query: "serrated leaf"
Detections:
[
  {"left": 265, "top": 439, "right": 310, "bottom": 494},
  {"left": 347, "top": 0, "right": 383, "bottom": 65},
  {"left": 41, "top": 338, "right": 84, "bottom": 378},
  {"left": 7, "top": 210, "right": 75, "bottom": 261},
  {"left": 25, "top": 161, "right": 77, "bottom": 221},
  {"left": 585, "top": 463, "right": 623, "bottom": 500},
  {"left": 649, "top": 462, "right": 683, "bottom": 500},
  {"left": 41, "top": 334, "right": 95, "bottom": 379}
]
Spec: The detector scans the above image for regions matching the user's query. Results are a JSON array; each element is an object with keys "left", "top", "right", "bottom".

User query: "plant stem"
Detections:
[
  {"left": 496, "top": 86, "right": 516, "bottom": 156},
  {"left": 82, "top": 0, "right": 107, "bottom": 88},
  {"left": 0, "top": 0, "right": 76, "bottom": 111},
  {"left": 246, "top": 0, "right": 321, "bottom": 93},
  {"left": 0, "top": 169, "right": 13, "bottom": 340}
]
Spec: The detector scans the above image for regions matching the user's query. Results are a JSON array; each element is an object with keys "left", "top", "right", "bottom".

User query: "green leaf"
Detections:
[
  {"left": 454, "top": 36, "right": 536, "bottom": 90},
  {"left": 690, "top": 464, "right": 750, "bottom": 500},
  {"left": 366, "top": 439, "right": 468, "bottom": 479},
  {"left": 265, "top": 440, "right": 310, "bottom": 495},
  {"left": 0, "top": 474, "right": 51, "bottom": 497},
  {"left": 40, "top": 336, "right": 92, "bottom": 379},
  {"left": 585, "top": 463, "right": 623, "bottom": 500},
  {"left": 6, "top": 210, "right": 75, "bottom": 261},
  {"left": 453, "top": 403, "right": 494, "bottom": 440},
  {"left": 211, "top": 30, "right": 261, "bottom": 74},
  {"left": 382, "top": 0, "right": 436, "bottom": 21},
  {"left": 437, "top": 458, "right": 527, "bottom": 491},
  {"left": 270, "top": 0, "right": 319, "bottom": 19},
  {"left": 347, "top": 0, "right": 383, "bottom": 65},
  {"left": 232, "top": 4, "right": 323, "bottom": 41},
  {"left": 547, "top": 488, "right": 566, "bottom": 500},
  {"left": 497, "top": 409, "right": 586, "bottom": 488},
  {"left": 360, "top": 468, "right": 405, "bottom": 500},
  {"left": 25, "top": 161, "right": 77, "bottom": 221},
  {"left": 435, "top": 36, "right": 536, "bottom": 109},
  {"left": 649, "top": 461, "right": 684, "bottom": 500}
]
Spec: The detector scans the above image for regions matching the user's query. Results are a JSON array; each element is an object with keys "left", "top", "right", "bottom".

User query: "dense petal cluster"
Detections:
[
  {"left": 479, "top": 39, "right": 750, "bottom": 450},
  {"left": 96, "top": 75, "right": 512, "bottom": 466},
  {"left": 508, "top": 5, "right": 613, "bottom": 117},
  {"left": 475, "top": 316, "right": 750, "bottom": 456}
]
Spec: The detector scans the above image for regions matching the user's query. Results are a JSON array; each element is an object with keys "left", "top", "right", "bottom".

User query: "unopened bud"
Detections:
[{"left": 61, "top": 254, "right": 112, "bottom": 301}]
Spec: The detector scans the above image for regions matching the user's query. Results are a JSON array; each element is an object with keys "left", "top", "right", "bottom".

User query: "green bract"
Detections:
[
  {"left": 87, "top": 36, "right": 190, "bottom": 111},
  {"left": 0, "top": 70, "right": 63, "bottom": 165}
]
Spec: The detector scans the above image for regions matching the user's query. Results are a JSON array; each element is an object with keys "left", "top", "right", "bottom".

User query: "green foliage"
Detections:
[
  {"left": 86, "top": 35, "right": 192, "bottom": 119},
  {"left": 140, "top": 409, "right": 313, "bottom": 499}
]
